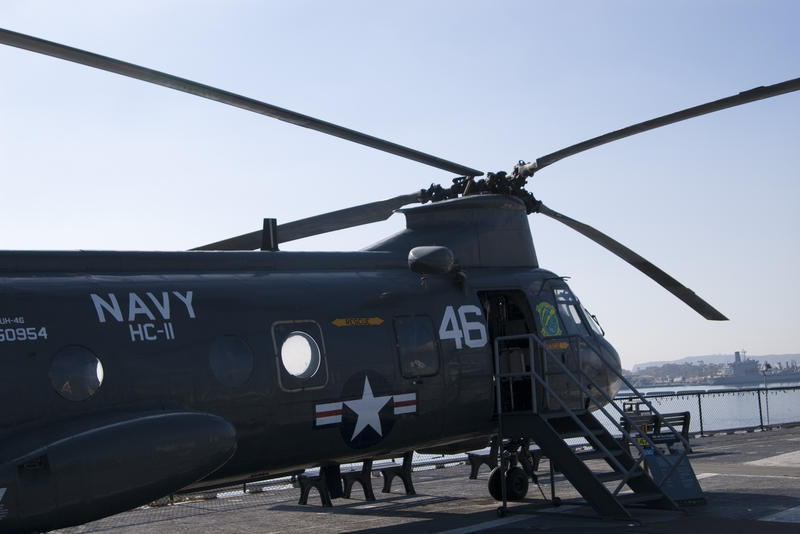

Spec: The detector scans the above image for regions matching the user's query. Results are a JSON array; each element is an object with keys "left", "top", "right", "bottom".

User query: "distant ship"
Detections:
[{"left": 713, "top": 351, "right": 800, "bottom": 386}]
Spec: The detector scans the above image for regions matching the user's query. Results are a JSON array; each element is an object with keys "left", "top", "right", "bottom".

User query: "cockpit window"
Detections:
[
  {"left": 553, "top": 287, "right": 589, "bottom": 337},
  {"left": 553, "top": 287, "right": 577, "bottom": 304},
  {"left": 583, "top": 307, "right": 605, "bottom": 336}
]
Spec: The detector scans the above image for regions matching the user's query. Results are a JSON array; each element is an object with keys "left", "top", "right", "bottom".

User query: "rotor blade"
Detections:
[
  {"left": 535, "top": 77, "right": 800, "bottom": 172},
  {"left": 0, "top": 27, "right": 482, "bottom": 177},
  {"left": 193, "top": 191, "right": 423, "bottom": 250},
  {"left": 537, "top": 203, "right": 728, "bottom": 321}
]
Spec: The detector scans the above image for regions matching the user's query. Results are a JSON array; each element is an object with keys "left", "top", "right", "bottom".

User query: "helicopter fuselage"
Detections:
[{"left": 0, "top": 195, "right": 622, "bottom": 531}]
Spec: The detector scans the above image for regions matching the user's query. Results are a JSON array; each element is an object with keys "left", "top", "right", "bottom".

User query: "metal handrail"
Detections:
[
  {"left": 529, "top": 337, "right": 667, "bottom": 472},
  {"left": 494, "top": 333, "right": 688, "bottom": 491},
  {"left": 558, "top": 335, "right": 693, "bottom": 490},
  {"left": 616, "top": 384, "right": 800, "bottom": 398},
  {"left": 577, "top": 366, "right": 687, "bottom": 493},
  {"left": 494, "top": 336, "right": 630, "bottom": 476},
  {"left": 539, "top": 332, "right": 692, "bottom": 454},
  {"left": 497, "top": 333, "right": 665, "bottom": 456},
  {"left": 574, "top": 336, "right": 693, "bottom": 453}
]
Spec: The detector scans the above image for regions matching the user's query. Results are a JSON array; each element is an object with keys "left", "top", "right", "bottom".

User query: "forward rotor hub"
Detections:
[{"left": 421, "top": 162, "right": 541, "bottom": 214}]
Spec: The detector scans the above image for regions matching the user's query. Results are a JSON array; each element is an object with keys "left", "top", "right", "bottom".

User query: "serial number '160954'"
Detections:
[{"left": 0, "top": 327, "right": 48, "bottom": 342}]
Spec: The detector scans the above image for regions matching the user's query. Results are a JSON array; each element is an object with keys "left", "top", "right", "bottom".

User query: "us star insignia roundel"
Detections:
[{"left": 314, "top": 371, "right": 417, "bottom": 449}]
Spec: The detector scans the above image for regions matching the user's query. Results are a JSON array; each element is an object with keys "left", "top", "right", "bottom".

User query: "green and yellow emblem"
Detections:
[{"left": 536, "top": 302, "right": 562, "bottom": 337}]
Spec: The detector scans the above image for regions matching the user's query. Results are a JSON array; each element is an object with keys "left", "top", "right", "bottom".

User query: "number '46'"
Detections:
[{"left": 439, "top": 305, "right": 488, "bottom": 349}]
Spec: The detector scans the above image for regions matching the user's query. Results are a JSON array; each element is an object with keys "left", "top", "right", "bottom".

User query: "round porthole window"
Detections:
[
  {"left": 280, "top": 331, "right": 321, "bottom": 379},
  {"left": 49, "top": 345, "right": 104, "bottom": 401},
  {"left": 209, "top": 335, "right": 254, "bottom": 387}
]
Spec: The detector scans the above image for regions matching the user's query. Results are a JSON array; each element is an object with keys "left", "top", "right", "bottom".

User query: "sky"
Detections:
[{"left": 1, "top": 1, "right": 798, "bottom": 368}]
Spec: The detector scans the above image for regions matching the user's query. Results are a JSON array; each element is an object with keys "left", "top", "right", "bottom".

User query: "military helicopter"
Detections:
[{"left": 0, "top": 26, "right": 798, "bottom": 532}]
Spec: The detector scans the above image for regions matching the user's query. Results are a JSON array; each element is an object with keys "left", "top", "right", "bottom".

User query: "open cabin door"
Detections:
[{"left": 479, "top": 290, "right": 542, "bottom": 413}]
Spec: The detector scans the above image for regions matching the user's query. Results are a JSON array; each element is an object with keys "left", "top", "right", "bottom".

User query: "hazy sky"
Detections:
[{"left": 1, "top": 1, "right": 798, "bottom": 368}]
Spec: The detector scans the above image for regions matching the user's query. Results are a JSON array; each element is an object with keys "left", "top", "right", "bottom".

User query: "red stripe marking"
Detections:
[
  {"left": 316, "top": 409, "right": 342, "bottom": 418},
  {"left": 394, "top": 400, "right": 417, "bottom": 408}
]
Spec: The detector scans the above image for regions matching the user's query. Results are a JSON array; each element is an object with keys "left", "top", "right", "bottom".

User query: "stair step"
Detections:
[
  {"left": 593, "top": 471, "right": 625, "bottom": 483},
  {"left": 594, "top": 468, "right": 645, "bottom": 481},
  {"left": 557, "top": 427, "right": 605, "bottom": 439},
  {"left": 617, "top": 492, "right": 666, "bottom": 505},
  {"left": 576, "top": 449, "right": 623, "bottom": 461},
  {"left": 540, "top": 410, "right": 589, "bottom": 420}
]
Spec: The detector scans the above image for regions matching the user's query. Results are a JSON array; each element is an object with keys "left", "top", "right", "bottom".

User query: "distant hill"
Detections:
[{"left": 632, "top": 353, "right": 800, "bottom": 372}]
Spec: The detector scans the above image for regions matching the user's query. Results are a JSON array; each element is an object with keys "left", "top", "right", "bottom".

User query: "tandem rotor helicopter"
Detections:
[{"left": 0, "top": 26, "right": 798, "bottom": 532}]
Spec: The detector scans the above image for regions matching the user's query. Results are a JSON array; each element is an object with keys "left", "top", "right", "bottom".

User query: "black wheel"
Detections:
[
  {"left": 506, "top": 467, "right": 529, "bottom": 501},
  {"left": 497, "top": 505, "right": 507, "bottom": 517},
  {"left": 488, "top": 466, "right": 529, "bottom": 501},
  {"left": 488, "top": 466, "right": 503, "bottom": 501},
  {"left": 551, "top": 496, "right": 562, "bottom": 507}
]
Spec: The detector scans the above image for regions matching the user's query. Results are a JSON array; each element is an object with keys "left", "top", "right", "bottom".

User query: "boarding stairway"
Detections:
[{"left": 493, "top": 333, "right": 695, "bottom": 519}]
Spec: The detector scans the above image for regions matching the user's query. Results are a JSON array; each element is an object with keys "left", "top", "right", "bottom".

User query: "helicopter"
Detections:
[{"left": 0, "top": 26, "right": 799, "bottom": 532}]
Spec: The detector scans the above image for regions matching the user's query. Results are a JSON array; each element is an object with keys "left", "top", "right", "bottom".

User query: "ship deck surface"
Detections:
[{"left": 56, "top": 425, "right": 800, "bottom": 534}]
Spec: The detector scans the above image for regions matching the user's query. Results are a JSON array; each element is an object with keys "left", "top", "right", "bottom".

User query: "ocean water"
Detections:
[{"left": 606, "top": 382, "right": 800, "bottom": 434}]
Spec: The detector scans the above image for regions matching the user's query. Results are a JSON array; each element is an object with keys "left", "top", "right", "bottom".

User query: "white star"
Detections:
[{"left": 344, "top": 376, "right": 392, "bottom": 441}]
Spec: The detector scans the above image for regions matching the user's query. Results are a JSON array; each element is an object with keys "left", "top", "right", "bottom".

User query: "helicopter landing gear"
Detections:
[
  {"left": 487, "top": 438, "right": 536, "bottom": 502},
  {"left": 488, "top": 466, "right": 529, "bottom": 501}
]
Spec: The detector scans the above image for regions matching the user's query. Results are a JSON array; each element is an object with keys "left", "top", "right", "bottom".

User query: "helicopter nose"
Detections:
[
  {"left": 580, "top": 341, "right": 623, "bottom": 406},
  {"left": 603, "top": 345, "right": 623, "bottom": 400}
]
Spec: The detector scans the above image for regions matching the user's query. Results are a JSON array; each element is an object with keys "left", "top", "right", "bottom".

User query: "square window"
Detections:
[{"left": 394, "top": 316, "right": 439, "bottom": 378}]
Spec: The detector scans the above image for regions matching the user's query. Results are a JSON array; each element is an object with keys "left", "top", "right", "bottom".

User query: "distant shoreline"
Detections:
[
  {"left": 631, "top": 353, "right": 800, "bottom": 372},
  {"left": 618, "top": 380, "right": 800, "bottom": 396}
]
